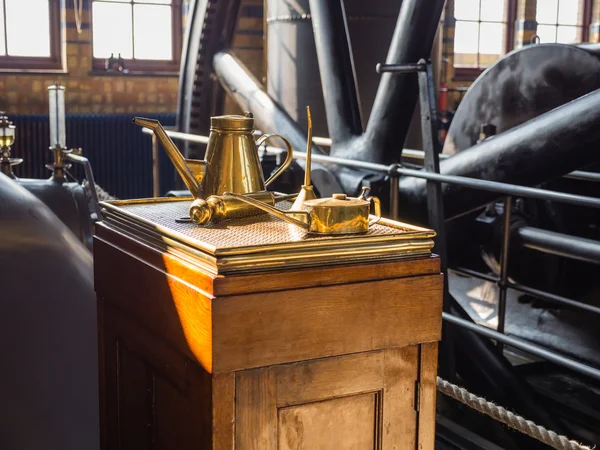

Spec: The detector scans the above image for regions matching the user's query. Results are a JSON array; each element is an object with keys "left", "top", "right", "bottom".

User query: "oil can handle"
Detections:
[
  {"left": 368, "top": 196, "right": 382, "bottom": 227},
  {"left": 255, "top": 133, "right": 294, "bottom": 187}
]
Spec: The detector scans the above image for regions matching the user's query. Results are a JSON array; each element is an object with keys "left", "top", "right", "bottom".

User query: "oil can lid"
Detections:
[{"left": 211, "top": 112, "right": 254, "bottom": 131}]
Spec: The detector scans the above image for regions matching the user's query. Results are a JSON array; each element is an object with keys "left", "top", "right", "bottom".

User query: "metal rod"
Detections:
[
  {"left": 442, "top": 312, "right": 600, "bottom": 381},
  {"left": 565, "top": 170, "right": 600, "bottom": 182},
  {"left": 497, "top": 196, "right": 512, "bottom": 348},
  {"left": 376, "top": 62, "right": 426, "bottom": 73},
  {"left": 452, "top": 267, "right": 600, "bottom": 316},
  {"left": 399, "top": 88, "right": 600, "bottom": 220},
  {"left": 389, "top": 171, "right": 399, "bottom": 220},
  {"left": 518, "top": 226, "right": 600, "bottom": 265},
  {"left": 453, "top": 267, "right": 498, "bottom": 283},
  {"left": 64, "top": 152, "right": 102, "bottom": 219},
  {"left": 139, "top": 127, "right": 600, "bottom": 210},
  {"left": 151, "top": 133, "right": 160, "bottom": 198}
]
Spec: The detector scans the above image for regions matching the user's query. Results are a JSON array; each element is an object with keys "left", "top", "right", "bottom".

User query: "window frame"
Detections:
[
  {"left": 535, "top": 0, "right": 592, "bottom": 44},
  {"left": 453, "top": 0, "right": 517, "bottom": 80},
  {"left": 0, "top": 0, "right": 63, "bottom": 71},
  {"left": 90, "top": 0, "right": 182, "bottom": 74}
]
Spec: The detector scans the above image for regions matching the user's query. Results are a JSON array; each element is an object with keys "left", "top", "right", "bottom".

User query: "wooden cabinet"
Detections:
[{"left": 94, "top": 215, "right": 442, "bottom": 450}]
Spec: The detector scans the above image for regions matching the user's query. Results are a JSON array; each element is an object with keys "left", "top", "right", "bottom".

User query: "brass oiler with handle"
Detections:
[
  {"left": 224, "top": 187, "right": 381, "bottom": 235},
  {"left": 133, "top": 112, "right": 293, "bottom": 199}
]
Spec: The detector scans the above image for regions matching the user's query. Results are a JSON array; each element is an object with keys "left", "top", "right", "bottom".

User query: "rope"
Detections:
[{"left": 436, "top": 377, "right": 594, "bottom": 450}]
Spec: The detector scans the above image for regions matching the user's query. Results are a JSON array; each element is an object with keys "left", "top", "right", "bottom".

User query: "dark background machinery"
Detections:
[{"left": 177, "top": 0, "right": 600, "bottom": 448}]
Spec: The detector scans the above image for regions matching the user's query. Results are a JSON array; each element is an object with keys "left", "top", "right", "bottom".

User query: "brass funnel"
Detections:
[
  {"left": 290, "top": 106, "right": 318, "bottom": 211},
  {"left": 133, "top": 117, "right": 205, "bottom": 198}
]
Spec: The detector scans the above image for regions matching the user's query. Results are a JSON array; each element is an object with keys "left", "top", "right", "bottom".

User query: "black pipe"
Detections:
[
  {"left": 362, "top": 0, "right": 445, "bottom": 164},
  {"left": 399, "top": 89, "right": 600, "bottom": 221},
  {"left": 308, "top": 0, "right": 362, "bottom": 143},
  {"left": 518, "top": 226, "right": 600, "bottom": 265},
  {"left": 213, "top": 50, "right": 344, "bottom": 197}
]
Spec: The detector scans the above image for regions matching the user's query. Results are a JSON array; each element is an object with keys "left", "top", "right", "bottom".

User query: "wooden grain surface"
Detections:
[
  {"left": 236, "top": 367, "right": 278, "bottom": 450},
  {"left": 235, "top": 349, "right": 421, "bottom": 450},
  {"left": 278, "top": 392, "right": 378, "bottom": 450},
  {"left": 212, "top": 274, "right": 442, "bottom": 372},
  {"left": 383, "top": 346, "right": 419, "bottom": 450},
  {"left": 95, "top": 236, "right": 214, "bottom": 373},
  {"left": 418, "top": 342, "right": 438, "bottom": 450},
  {"left": 212, "top": 372, "right": 235, "bottom": 450}
]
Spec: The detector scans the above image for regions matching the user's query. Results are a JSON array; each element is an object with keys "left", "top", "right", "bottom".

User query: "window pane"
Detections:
[
  {"left": 0, "top": 1, "right": 5, "bottom": 56},
  {"left": 6, "top": 0, "right": 50, "bottom": 56},
  {"left": 93, "top": 2, "right": 133, "bottom": 59},
  {"left": 134, "top": 0, "right": 171, "bottom": 3},
  {"left": 536, "top": 24, "right": 557, "bottom": 42},
  {"left": 480, "top": 0, "right": 504, "bottom": 22},
  {"left": 96, "top": 0, "right": 129, "bottom": 2},
  {"left": 557, "top": 25, "right": 579, "bottom": 43},
  {"left": 455, "top": 20, "right": 479, "bottom": 54},
  {"left": 479, "top": 22, "right": 503, "bottom": 67},
  {"left": 133, "top": 5, "right": 172, "bottom": 60},
  {"left": 557, "top": 0, "right": 579, "bottom": 26},
  {"left": 536, "top": 0, "right": 558, "bottom": 24},
  {"left": 455, "top": 0, "right": 480, "bottom": 21}
]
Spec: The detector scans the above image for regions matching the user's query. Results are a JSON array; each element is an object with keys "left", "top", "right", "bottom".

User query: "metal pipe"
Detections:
[
  {"left": 308, "top": 0, "right": 362, "bottom": 143},
  {"left": 376, "top": 62, "right": 426, "bottom": 73},
  {"left": 263, "top": 146, "right": 600, "bottom": 210},
  {"left": 564, "top": 170, "right": 600, "bottom": 182},
  {"left": 497, "top": 197, "right": 512, "bottom": 343},
  {"left": 518, "top": 226, "right": 600, "bottom": 265},
  {"left": 443, "top": 312, "right": 600, "bottom": 381},
  {"left": 364, "top": 0, "right": 445, "bottom": 164},
  {"left": 64, "top": 152, "right": 102, "bottom": 220},
  {"left": 399, "top": 88, "right": 600, "bottom": 220},
  {"left": 151, "top": 133, "right": 160, "bottom": 198},
  {"left": 139, "top": 127, "right": 600, "bottom": 211},
  {"left": 389, "top": 172, "right": 399, "bottom": 220},
  {"left": 212, "top": 50, "right": 343, "bottom": 196},
  {"left": 452, "top": 267, "right": 600, "bottom": 316}
]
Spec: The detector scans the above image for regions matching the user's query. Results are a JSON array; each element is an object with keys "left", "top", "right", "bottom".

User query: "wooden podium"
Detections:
[{"left": 94, "top": 198, "right": 443, "bottom": 449}]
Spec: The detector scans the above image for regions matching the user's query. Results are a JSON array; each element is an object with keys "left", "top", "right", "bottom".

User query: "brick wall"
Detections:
[{"left": 0, "top": 0, "right": 264, "bottom": 116}]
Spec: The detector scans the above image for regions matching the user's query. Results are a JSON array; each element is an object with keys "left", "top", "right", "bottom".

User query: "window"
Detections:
[
  {"left": 453, "top": 0, "right": 511, "bottom": 71},
  {"left": 536, "top": 0, "right": 589, "bottom": 44},
  {"left": 91, "top": 0, "right": 182, "bottom": 73},
  {"left": 0, "top": 0, "right": 61, "bottom": 70}
]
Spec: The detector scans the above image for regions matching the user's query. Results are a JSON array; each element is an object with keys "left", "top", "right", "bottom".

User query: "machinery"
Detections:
[
  {"left": 176, "top": 0, "right": 600, "bottom": 447},
  {"left": 0, "top": 84, "right": 103, "bottom": 250},
  {"left": 3, "top": 0, "right": 600, "bottom": 447}
]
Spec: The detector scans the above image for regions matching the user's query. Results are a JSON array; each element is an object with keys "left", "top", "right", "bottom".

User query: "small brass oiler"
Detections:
[
  {"left": 223, "top": 106, "right": 382, "bottom": 235},
  {"left": 0, "top": 111, "right": 21, "bottom": 179}
]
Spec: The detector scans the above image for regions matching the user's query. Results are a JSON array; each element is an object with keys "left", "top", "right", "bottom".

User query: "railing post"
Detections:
[
  {"left": 497, "top": 196, "right": 513, "bottom": 349},
  {"left": 389, "top": 164, "right": 400, "bottom": 220},
  {"left": 152, "top": 132, "right": 160, "bottom": 198}
]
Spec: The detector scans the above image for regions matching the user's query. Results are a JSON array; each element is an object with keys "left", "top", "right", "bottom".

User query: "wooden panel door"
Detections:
[{"left": 235, "top": 347, "right": 424, "bottom": 450}]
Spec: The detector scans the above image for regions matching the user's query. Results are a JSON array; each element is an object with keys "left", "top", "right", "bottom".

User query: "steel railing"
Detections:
[{"left": 142, "top": 125, "right": 600, "bottom": 382}]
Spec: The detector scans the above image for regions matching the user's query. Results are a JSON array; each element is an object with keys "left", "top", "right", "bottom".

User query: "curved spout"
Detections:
[
  {"left": 133, "top": 117, "right": 203, "bottom": 198},
  {"left": 224, "top": 192, "right": 310, "bottom": 230}
]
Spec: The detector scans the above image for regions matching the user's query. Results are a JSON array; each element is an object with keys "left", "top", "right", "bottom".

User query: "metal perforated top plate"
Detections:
[{"left": 102, "top": 198, "right": 435, "bottom": 256}]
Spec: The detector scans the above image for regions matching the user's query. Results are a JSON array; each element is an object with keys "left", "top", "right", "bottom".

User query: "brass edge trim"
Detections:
[
  {"left": 101, "top": 197, "right": 193, "bottom": 207},
  {"left": 101, "top": 212, "right": 433, "bottom": 275},
  {"left": 100, "top": 202, "right": 436, "bottom": 257}
]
